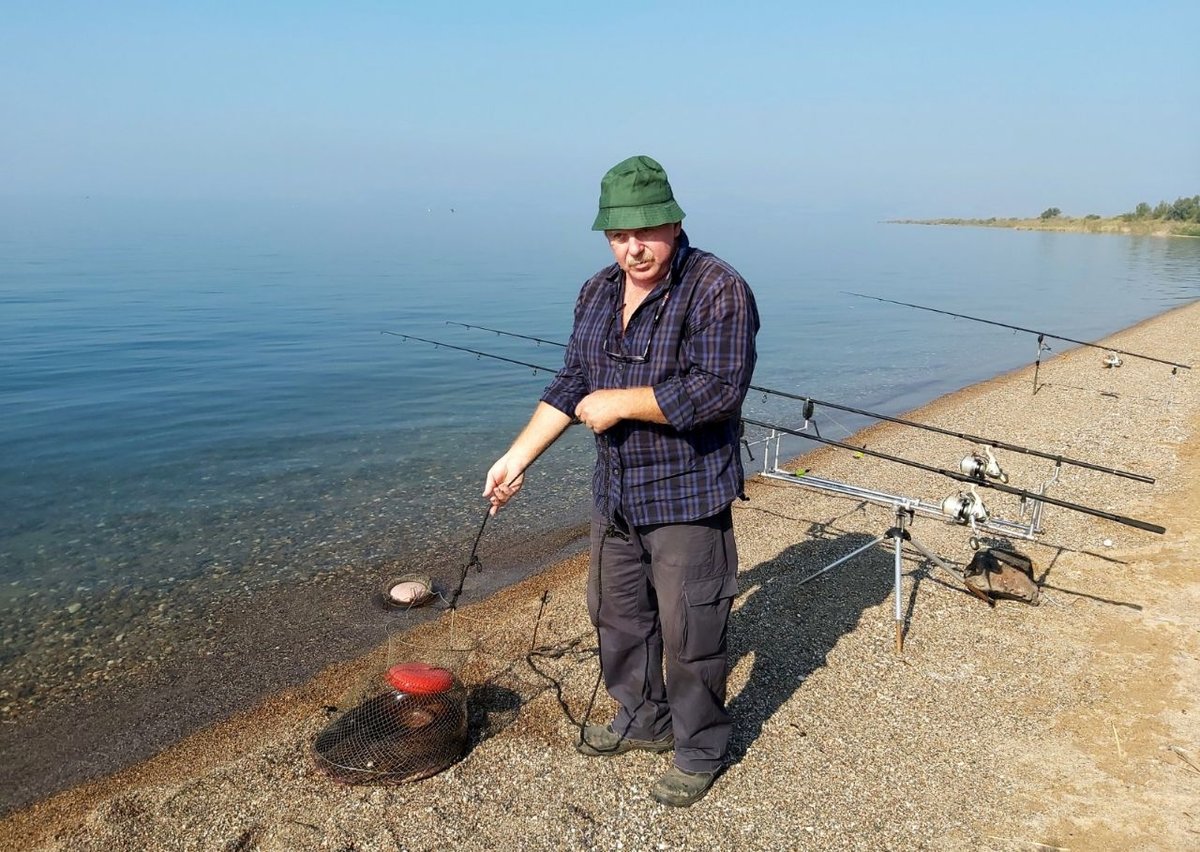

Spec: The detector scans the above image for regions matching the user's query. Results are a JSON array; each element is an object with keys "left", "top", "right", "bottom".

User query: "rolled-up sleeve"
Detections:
[
  {"left": 541, "top": 335, "right": 588, "bottom": 417},
  {"left": 540, "top": 279, "right": 600, "bottom": 416},
  {"left": 653, "top": 270, "right": 758, "bottom": 431}
]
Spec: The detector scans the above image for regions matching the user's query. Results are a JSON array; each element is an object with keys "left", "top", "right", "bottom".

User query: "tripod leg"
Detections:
[
  {"left": 798, "top": 534, "right": 888, "bottom": 586},
  {"left": 907, "top": 535, "right": 992, "bottom": 605},
  {"left": 893, "top": 524, "right": 904, "bottom": 653},
  {"left": 905, "top": 535, "right": 956, "bottom": 574}
]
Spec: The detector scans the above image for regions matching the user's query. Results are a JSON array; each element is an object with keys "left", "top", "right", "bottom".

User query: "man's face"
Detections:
[{"left": 605, "top": 222, "right": 681, "bottom": 287}]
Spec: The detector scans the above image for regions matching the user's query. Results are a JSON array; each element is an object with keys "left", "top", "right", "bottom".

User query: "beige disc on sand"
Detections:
[{"left": 385, "top": 575, "right": 433, "bottom": 607}]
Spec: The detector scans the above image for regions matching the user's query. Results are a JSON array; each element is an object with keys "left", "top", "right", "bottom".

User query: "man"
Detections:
[{"left": 484, "top": 155, "right": 759, "bottom": 807}]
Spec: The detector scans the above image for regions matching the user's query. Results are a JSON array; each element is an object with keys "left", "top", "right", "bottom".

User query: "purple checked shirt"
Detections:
[{"left": 540, "top": 232, "right": 760, "bottom": 526}]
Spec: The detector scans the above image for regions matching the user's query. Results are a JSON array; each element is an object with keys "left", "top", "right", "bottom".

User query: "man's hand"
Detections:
[
  {"left": 483, "top": 456, "right": 525, "bottom": 515},
  {"left": 480, "top": 402, "right": 574, "bottom": 515},
  {"left": 575, "top": 387, "right": 668, "bottom": 433},
  {"left": 574, "top": 389, "right": 628, "bottom": 433}
]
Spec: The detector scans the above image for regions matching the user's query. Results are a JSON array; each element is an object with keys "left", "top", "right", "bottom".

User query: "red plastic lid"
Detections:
[{"left": 385, "top": 662, "right": 455, "bottom": 695}]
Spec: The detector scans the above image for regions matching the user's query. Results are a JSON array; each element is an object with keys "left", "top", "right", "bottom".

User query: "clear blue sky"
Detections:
[{"left": 3, "top": 1, "right": 1197, "bottom": 220}]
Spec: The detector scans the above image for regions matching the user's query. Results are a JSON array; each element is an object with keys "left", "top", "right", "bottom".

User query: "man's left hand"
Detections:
[{"left": 575, "top": 389, "right": 627, "bottom": 433}]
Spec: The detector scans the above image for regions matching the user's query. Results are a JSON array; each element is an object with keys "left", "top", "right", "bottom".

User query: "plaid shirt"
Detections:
[{"left": 541, "top": 232, "right": 759, "bottom": 526}]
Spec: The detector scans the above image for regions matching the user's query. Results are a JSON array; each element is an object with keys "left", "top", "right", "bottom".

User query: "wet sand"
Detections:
[{"left": 2, "top": 300, "right": 1197, "bottom": 851}]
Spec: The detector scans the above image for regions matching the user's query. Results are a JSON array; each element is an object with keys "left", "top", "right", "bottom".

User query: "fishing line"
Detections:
[
  {"left": 433, "top": 321, "right": 1155, "bottom": 483},
  {"left": 571, "top": 438, "right": 635, "bottom": 747},
  {"left": 843, "top": 291, "right": 1192, "bottom": 372},
  {"left": 510, "top": 431, "right": 630, "bottom": 746},
  {"left": 436, "top": 466, "right": 533, "bottom": 610},
  {"left": 524, "top": 590, "right": 603, "bottom": 729},
  {"left": 438, "top": 507, "right": 491, "bottom": 611}
]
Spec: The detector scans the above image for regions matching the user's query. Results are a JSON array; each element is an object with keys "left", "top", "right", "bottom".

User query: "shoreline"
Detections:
[
  {"left": 888, "top": 217, "right": 1200, "bottom": 238},
  {"left": 3, "top": 300, "right": 1198, "bottom": 850}
]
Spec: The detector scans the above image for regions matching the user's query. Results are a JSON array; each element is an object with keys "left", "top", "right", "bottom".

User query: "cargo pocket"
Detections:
[{"left": 678, "top": 571, "right": 738, "bottom": 663}]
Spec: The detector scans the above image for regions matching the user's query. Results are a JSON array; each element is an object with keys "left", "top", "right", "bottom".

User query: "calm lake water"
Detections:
[{"left": 0, "top": 198, "right": 1197, "bottom": 808}]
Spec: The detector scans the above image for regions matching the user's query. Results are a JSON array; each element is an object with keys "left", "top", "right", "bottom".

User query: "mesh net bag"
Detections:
[
  {"left": 314, "top": 588, "right": 597, "bottom": 784},
  {"left": 313, "top": 629, "right": 474, "bottom": 784}
]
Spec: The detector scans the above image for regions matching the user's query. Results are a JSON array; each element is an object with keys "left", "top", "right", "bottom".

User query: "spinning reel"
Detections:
[
  {"left": 941, "top": 486, "right": 991, "bottom": 549},
  {"left": 959, "top": 446, "right": 1008, "bottom": 483}
]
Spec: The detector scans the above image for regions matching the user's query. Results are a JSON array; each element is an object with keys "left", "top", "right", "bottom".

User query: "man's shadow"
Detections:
[{"left": 725, "top": 515, "right": 898, "bottom": 764}]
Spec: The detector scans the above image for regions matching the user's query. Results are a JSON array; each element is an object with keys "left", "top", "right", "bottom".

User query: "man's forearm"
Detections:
[
  {"left": 507, "top": 401, "right": 575, "bottom": 466},
  {"left": 619, "top": 386, "right": 669, "bottom": 424},
  {"left": 575, "top": 386, "right": 668, "bottom": 433}
]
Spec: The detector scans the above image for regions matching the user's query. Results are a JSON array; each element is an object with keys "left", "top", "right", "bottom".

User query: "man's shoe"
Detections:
[
  {"left": 575, "top": 724, "right": 674, "bottom": 757},
  {"left": 650, "top": 765, "right": 718, "bottom": 807}
]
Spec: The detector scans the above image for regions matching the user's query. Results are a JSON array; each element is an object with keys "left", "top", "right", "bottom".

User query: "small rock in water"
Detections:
[{"left": 66, "top": 603, "right": 82, "bottom": 614}]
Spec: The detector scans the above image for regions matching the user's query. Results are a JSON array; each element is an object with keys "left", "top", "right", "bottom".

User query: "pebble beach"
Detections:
[{"left": 2, "top": 299, "right": 1198, "bottom": 851}]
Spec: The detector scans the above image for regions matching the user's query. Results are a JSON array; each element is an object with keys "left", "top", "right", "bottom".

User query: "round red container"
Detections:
[{"left": 385, "top": 661, "right": 455, "bottom": 695}]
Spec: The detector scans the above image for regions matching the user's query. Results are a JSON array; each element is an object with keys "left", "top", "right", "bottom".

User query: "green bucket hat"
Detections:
[{"left": 591, "top": 155, "right": 686, "bottom": 231}]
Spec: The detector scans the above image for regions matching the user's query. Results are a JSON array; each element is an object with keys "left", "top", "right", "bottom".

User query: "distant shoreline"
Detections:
[{"left": 889, "top": 216, "right": 1200, "bottom": 238}]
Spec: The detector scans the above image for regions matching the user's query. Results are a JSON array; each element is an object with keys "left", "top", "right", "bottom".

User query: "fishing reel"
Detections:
[
  {"left": 942, "top": 487, "right": 990, "bottom": 525},
  {"left": 1102, "top": 352, "right": 1123, "bottom": 368},
  {"left": 941, "top": 486, "right": 991, "bottom": 549},
  {"left": 959, "top": 446, "right": 1008, "bottom": 483}
]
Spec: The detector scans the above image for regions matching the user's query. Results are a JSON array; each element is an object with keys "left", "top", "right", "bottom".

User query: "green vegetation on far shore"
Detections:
[{"left": 893, "top": 194, "right": 1200, "bottom": 238}]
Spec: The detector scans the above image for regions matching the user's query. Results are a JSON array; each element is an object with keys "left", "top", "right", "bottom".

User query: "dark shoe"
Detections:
[
  {"left": 651, "top": 766, "right": 718, "bottom": 807},
  {"left": 576, "top": 724, "right": 674, "bottom": 757}
]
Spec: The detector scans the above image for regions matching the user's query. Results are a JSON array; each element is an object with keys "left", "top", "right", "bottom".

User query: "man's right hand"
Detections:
[
  {"left": 482, "top": 401, "right": 573, "bottom": 515},
  {"left": 483, "top": 456, "right": 526, "bottom": 515}
]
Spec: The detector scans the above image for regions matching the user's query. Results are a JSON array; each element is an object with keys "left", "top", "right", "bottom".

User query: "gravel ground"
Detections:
[{"left": 2, "top": 300, "right": 1198, "bottom": 851}]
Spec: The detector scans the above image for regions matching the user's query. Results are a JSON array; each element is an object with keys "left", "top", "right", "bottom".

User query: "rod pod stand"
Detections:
[
  {"left": 796, "top": 504, "right": 988, "bottom": 653},
  {"left": 1032, "top": 334, "right": 1051, "bottom": 395}
]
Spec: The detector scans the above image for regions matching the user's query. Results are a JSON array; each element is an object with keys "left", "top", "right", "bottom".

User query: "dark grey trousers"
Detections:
[{"left": 587, "top": 505, "right": 739, "bottom": 773}]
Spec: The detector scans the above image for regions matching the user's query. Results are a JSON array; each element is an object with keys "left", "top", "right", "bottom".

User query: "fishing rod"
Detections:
[
  {"left": 745, "top": 385, "right": 1153, "bottom": 484},
  {"left": 384, "top": 330, "right": 1165, "bottom": 535},
  {"left": 843, "top": 291, "right": 1192, "bottom": 372},
  {"left": 740, "top": 417, "right": 1165, "bottom": 535},
  {"left": 443, "top": 320, "right": 1154, "bottom": 484},
  {"left": 380, "top": 331, "right": 558, "bottom": 374}
]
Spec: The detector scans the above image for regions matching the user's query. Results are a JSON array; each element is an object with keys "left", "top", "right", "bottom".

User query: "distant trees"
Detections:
[
  {"left": 1034, "top": 197, "right": 1199, "bottom": 224},
  {"left": 1124, "top": 195, "right": 1200, "bottom": 223},
  {"left": 1168, "top": 196, "right": 1199, "bottom": 221}
]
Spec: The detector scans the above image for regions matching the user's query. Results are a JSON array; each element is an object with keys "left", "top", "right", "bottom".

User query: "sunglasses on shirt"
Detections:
[{"left": 603, "top": 288, "right": 672, "bottom": 363}]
